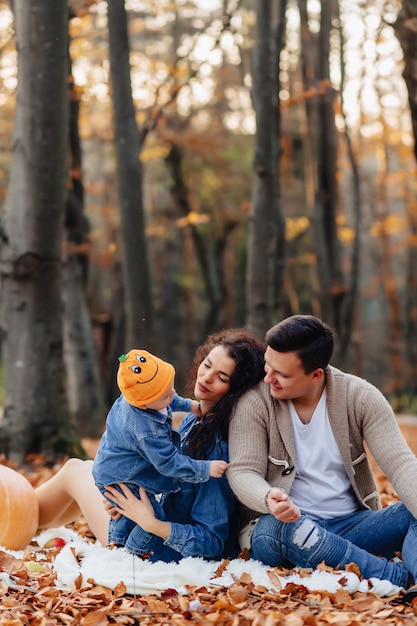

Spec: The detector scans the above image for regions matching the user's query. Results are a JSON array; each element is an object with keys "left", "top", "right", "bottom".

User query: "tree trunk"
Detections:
[
  {"left": 297, "top": 0, "right": 323, "bottom": 319},
  {"left": 394, "top": 0, "right": 417, "bottom": 161},
  {"left": 165, "top": 142, "right": 228, "bottom": 340},
  {"left": 336, "top": 2, "right": 362, "bottom": 361},
  {"left": 0, "top": 0, "right": 79, "bottom": 463},
  {"left": 246, "top": 0, "right": 286, "bottom": 339},
  {"left": 404, "top": 205, "right": 417, "bottom": 392},
  {"left": 316, "top": 0, "right": 345, "bottom": 330},
  {"left": 298, "top": 0, "right": 345, "bottom": 327},
  {"left": 63, "top": 64, "right": 105, "bottom": 438},
  {"left": 107, "top": 0, "right": 153, "bottom": 350},
  {"left": 372, "top": 45, "right": 405, "bottom": 396}
]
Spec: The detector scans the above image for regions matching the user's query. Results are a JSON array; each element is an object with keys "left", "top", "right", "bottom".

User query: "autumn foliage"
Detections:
[{"left": 0, "top": 421, "right": 415, "bottom": 624}]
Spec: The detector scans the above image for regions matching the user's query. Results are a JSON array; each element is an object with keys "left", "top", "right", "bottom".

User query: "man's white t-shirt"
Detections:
[{"left": 289, "top": 390, "right": 359, "bottom": 519}]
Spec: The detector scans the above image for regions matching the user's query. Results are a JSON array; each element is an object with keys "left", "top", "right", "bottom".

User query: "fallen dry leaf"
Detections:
[{"left": 0, "top": 423, "right": 416, "bottom": 624}]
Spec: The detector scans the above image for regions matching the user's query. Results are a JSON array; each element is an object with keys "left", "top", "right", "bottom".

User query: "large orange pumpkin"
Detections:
[{"left": 0, "top": 465, "right": 39, "bottom": 550}]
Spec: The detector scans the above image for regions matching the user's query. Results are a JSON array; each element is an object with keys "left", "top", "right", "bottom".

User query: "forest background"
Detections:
[{"left": 0, "top": 0, "right": 416, "bottom": 462}]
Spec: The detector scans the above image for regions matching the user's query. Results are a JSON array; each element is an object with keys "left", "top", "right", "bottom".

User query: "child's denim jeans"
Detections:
[{"left": 102, "top": 483, "right": 165, "bottom": 557}]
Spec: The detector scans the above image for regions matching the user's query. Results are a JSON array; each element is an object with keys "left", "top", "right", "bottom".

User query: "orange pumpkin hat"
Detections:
[{"left": 117, "top": 349, "right": 175, "bottom": 408}]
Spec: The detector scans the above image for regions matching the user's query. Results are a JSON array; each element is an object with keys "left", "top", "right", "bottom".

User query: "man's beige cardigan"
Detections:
[{"left": 227, "top": 365, "right": 417, "bottom": 528}]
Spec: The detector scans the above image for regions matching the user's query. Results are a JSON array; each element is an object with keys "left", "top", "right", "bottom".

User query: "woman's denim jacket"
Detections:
[
  {"left": 92, "top": 394, "right": 211, "bottom": 494},
  {"left": 154, "top": 413, "right": 240, "bottom": 562}
]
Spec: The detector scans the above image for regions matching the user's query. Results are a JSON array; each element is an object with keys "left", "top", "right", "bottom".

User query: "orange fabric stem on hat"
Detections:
[{"left": 117, "top": 349, "right": 175, "bottom": 408}]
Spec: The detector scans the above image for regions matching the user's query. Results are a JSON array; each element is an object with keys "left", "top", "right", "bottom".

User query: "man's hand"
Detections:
[{"left": 266, "top": 488, "right": 301, "bottom": 523}]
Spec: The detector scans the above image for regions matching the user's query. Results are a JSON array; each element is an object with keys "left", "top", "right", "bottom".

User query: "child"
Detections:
[{"left": 92, "top": 349, "right": 228, "bottom": 556}]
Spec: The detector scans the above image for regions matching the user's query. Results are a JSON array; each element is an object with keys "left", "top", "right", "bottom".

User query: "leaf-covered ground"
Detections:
[{"left": 1, "top": 419, "right": 417, "bottom": 625}]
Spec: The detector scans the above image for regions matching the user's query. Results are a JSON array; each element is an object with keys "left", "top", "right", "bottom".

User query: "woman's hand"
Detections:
[
  {"left": 265, "top": 488, "right": 301, "bottom": 523},
  {"left": 104, "top": 484, "right": 157, "bottom": 533}
]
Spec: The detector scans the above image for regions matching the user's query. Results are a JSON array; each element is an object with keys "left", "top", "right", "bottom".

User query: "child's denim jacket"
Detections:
[{"left": 92, "top": 393, "right": 211, "bottom": 494}]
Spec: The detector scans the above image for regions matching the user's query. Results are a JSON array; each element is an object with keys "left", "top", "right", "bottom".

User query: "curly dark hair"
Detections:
[{"left": 185, "top": 328, "right": 265, "bottom": 457}]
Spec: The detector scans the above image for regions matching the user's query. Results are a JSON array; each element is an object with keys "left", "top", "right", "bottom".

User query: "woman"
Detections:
[{"left": 35, "top": 328, "right": 265, "bottom": 562}]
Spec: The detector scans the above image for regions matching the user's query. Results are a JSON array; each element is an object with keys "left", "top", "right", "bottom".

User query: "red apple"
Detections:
[{"left": 43, "top": 537, "right": 66, "bottom": 549}]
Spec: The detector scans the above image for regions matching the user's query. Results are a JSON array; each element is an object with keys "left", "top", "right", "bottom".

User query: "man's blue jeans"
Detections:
[{"left": 250, "top": 503, "right": 417, "bottom": 588}]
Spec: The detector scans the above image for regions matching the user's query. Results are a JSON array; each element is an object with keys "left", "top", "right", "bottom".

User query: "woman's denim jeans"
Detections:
[{"left": 250, "top": 503, "right": 417, "bottom": 588}]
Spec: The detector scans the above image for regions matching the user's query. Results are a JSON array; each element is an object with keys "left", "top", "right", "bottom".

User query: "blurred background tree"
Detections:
[
  {"left": 0, "top": 0, "right": 416, "bottom": 460},
  {"left": 0, "top": 0, "right": 79, "bottom": 462}
]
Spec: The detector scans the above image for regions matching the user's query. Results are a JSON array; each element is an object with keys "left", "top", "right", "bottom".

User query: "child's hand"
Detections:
[
  {"left": 103, "top": 498, "right": 122, "bottom": 521},
  {"left": 209, "top": 460, "right": 229, "bottom": 477}
]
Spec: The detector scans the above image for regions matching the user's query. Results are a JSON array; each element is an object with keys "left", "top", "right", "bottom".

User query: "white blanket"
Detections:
[{"left": 22, "top": 528, "right": 402, "bottom": 598}]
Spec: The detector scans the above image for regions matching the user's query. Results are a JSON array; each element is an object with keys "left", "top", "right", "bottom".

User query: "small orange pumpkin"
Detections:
[{"left": 0, "top": 464, "right": 39, "bottom": 550}]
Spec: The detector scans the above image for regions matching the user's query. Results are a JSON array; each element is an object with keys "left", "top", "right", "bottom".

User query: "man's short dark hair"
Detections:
[{"left": 266, "top": 315, "right": 335, "bottom": 373}]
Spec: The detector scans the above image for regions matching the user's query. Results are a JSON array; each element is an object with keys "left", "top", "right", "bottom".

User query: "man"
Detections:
[{"left": 227, "top": 315, "right": 417, "bottom": 602}]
